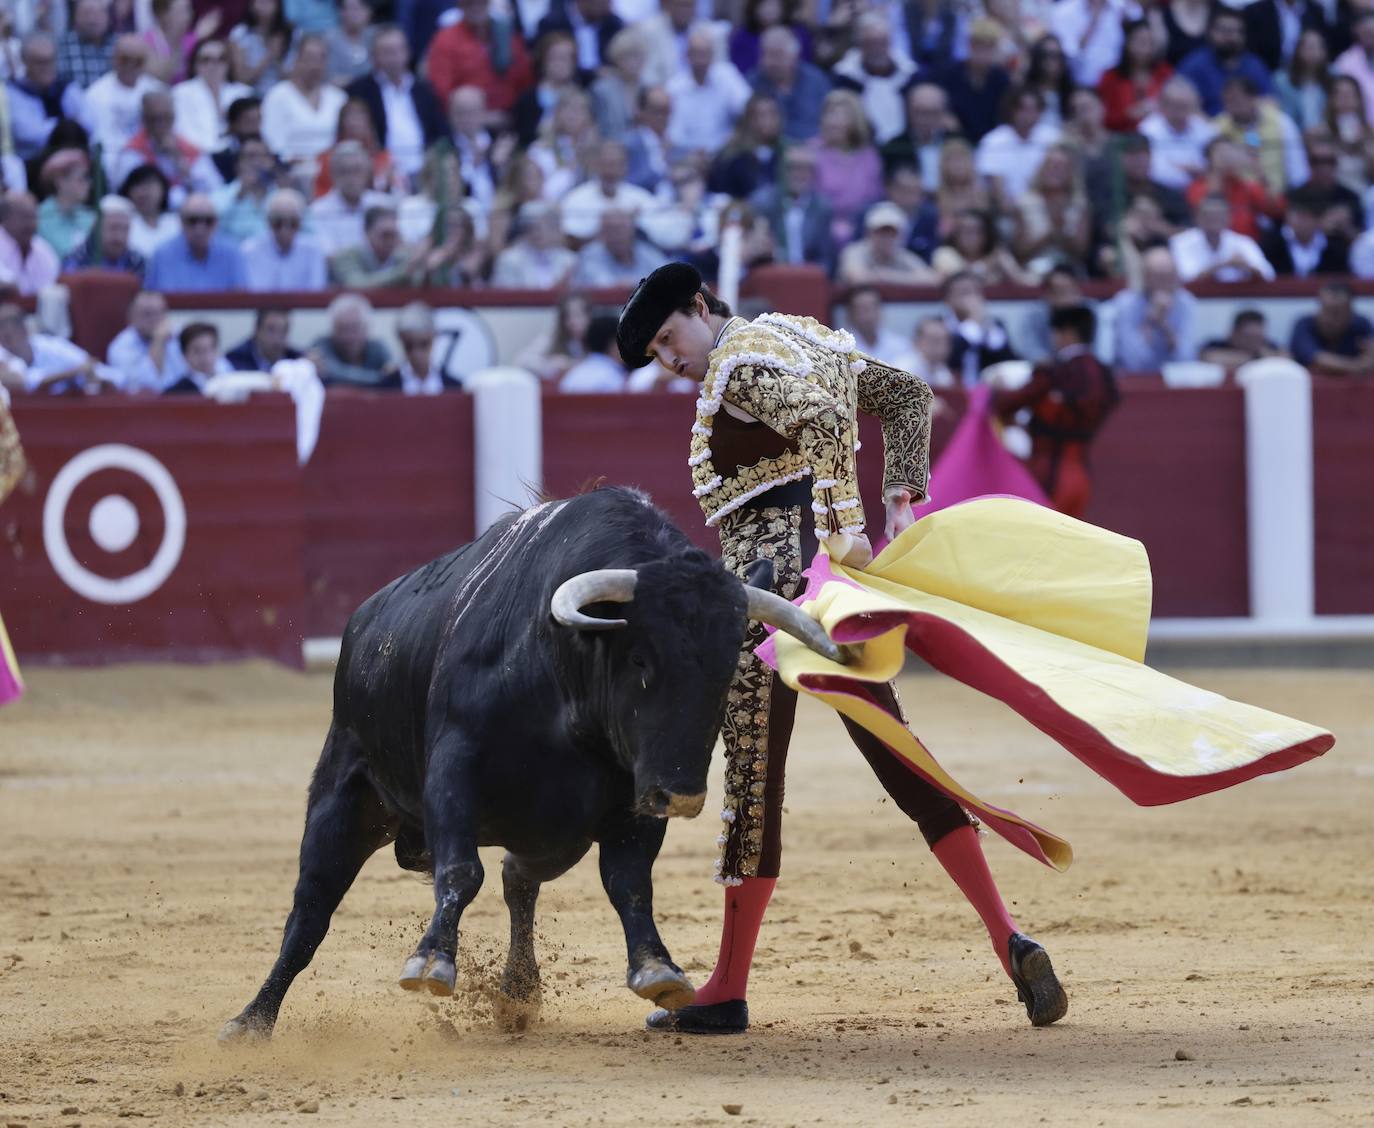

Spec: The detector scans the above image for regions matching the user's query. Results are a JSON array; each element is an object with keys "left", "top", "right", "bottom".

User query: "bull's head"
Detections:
[{"left": 550, "top": 551, "right": 843, "bottom": 819}]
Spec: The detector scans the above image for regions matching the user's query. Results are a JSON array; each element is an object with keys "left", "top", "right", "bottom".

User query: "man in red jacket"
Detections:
[
  {"left": 994, "top": 305, "right": 1118, "bottom": 519},
  {"left": 424, "top": 0, "right": 534, "bottom": 113}
]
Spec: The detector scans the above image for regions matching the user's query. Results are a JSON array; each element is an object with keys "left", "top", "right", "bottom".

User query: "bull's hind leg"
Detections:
[
  {"left": 399, "top": 732, "right": 484, "bottom": 997},
  {"left": 221, "top": 728, "right": 395, "bottom": 1042},
  {"left": 598, "top": 810, "right": 695, "bottom": 1011}
]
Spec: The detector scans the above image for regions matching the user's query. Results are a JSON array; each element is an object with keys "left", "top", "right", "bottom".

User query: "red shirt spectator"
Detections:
[
  {"left": 1097, "top": 21, "right": 1173, "bottom": 133},
  {"left": 1185, "top": 136, "right": 1282, "bottom": 238},
  {"left": 425, "top": 0, "right": 534, "bottom": 113},
  {"left": 1098, "top": 62, "right": 1173, "bottom": 131},
  {"left": 1185, "top": 171, "right": 1280, "bottom": 239}
]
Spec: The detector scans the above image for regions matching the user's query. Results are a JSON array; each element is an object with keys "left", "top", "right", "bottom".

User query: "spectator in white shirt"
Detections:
[
  {"left": 560, "top": 311, "right": 629, "bottom": 392},
  {"left": 120, "top": 163, "right": 182, "bottom": 256},
  {"left": 306, "top": 141, "right": 390, "bottom": 255},
  {"left": 0, "top": 300, "right": 119, "bottom": 394},
  {"left": 491, "top": 201, "right": 578, "bottom": 287},
  {"left": 87, "top": 36, "right": 166, "bottom": 177},
  {"left": 571, "top": 207, "right": 667, "bottom": 286},
  {"left": 260, "top": 34, "right": 347, "bottom": 166},
  {"left": 172, "top": 37, "right": 252, "bottom": 154},
  {"left": 641, "top": 0, "right": 725, "bottom": 87},
  {"left": 829, "top": 12, "right": 920, "bottom": 145},
  {"left": 559, "top": 139, "right": 658, "bottom": 242},
  {"left": 243, "top": 188, "right": 328, "bottom": 291},
  {"left": 1138, "top": 76, "right": 1215, "bottom": 191},
  {"left": 1050, "top": 0, "right": 1142, "bottom": 88},
  {"left": 665, "top": 25, "right": 750, "bottom": 155},
  {"left": 1169, "top": 194, "right": 1276, "bottom": 283},
  {"left": 394, "top": 302, "right": 462, "bottom": 394},
  {"left": 106, "top": 290, "right": 185, "bottom": 393},
  {"left": 975, "top": 85, "right": 1062, "bottom": 205},
  {"left": 845, "top": 285, "right": 916, "bottom": 369}
]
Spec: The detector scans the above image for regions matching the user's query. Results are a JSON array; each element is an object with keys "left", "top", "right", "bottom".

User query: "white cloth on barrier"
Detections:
[{"left": 209, "top": 360, "right": 325, "bottom": 465}]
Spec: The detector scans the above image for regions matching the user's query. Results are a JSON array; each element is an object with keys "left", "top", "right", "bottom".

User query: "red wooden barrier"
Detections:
[
  {"left": 1312, "top": 378, "right": 1374, "bottom": 615},
  {"left": 302, "top": 394, "right": 477, "bottom": 637},
  {"left": 0, "top": 396, "right": 308, "bottom": 665},
  {"left": 543, "top": 386, "right": 1252, "bottom": 618},
  {"left": 1085, "top": 383, "right": 1250, "bottom": 618},
  {"left": 542, "top": 394, "right": 720, "bottom": 553}
]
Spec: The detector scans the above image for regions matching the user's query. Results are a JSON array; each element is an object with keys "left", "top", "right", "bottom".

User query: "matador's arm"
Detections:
[
  {"left": 854, "top": 355, "right": 934, "bottom": 503},
  {"left": 721, "top": 362, "right": 864, "bottom": 538}
]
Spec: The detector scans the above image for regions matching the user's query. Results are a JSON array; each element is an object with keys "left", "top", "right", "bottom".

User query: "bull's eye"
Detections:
[{"left": 629, "top": 651, "right": 653, "bottom": 688}]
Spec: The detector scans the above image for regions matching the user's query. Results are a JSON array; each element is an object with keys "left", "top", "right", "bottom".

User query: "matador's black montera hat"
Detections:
[{"left": 616, "top": 262, "right": 702, "bottom": 367}]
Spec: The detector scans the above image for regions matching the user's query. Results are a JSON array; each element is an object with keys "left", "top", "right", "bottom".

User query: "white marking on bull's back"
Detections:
[{"left": 451, "top": 500, "right": 569, "bottom": 629}]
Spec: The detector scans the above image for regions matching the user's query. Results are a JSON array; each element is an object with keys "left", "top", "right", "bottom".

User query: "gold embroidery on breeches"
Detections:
[{"left": 715, "top": 504, "right": 804, "bottom": 884}]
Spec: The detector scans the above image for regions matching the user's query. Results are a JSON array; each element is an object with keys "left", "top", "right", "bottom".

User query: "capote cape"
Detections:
[{"left": 757, "top": 497, "right": 1334, "bottom": 870}]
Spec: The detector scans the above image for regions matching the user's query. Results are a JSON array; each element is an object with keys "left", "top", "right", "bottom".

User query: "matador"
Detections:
[
  {"left": 616, "top": 263, "right": 1065, "bottom": 1035},
  {"left": 0, "top": 382, "right": 26, "bottom": 707}
]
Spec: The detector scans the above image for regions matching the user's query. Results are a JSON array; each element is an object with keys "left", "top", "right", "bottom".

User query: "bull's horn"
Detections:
[
  {"left": 744, "top": 586, "right": 845, "bottom": 663},
  {"left": 551, "top": 569, "right": 638, "bottom": 630}
]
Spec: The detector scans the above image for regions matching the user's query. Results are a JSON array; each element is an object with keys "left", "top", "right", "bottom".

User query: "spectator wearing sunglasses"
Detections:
[
  {"left": 144, "top": 193, "right": 248, "bottom": 291},
  {"left": 243, "top": 188, "right": 326, "bottom": 291}
]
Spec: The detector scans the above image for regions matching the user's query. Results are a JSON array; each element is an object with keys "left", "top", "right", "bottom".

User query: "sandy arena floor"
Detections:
[{"left": 1, "top": 661, "right": 1371, "bottom": 1126}]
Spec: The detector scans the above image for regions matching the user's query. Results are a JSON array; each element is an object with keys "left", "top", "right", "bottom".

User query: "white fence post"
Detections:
[
  {"left": 1235, "top": 358, "right": 1315, "bottom": 624},
  {"left": 466, "top": 366, "right": 542, "bottom": 534}
]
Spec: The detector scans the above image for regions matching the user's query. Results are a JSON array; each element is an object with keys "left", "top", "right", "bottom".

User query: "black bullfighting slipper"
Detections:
[
  {"left": 1008, "top": 932, "right": 1068, "bottom": 1027},
  {"left": 645, "top": 999, "right": 749, "bottom": 1035}
]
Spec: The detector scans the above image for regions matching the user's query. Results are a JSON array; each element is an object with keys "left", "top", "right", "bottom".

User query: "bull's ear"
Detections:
[{"left": 744, "top": 559, "right": 774, "bottom": 592}]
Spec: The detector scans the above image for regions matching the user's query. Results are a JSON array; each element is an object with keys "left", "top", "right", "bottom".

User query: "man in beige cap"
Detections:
[{"left": 838, "top": 200, "right": 938, "bottom": 285}]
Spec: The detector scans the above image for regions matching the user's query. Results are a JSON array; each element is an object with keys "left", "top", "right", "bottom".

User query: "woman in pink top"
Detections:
[{"left": 808, "top": 89, "right": 883, "bottom": 246}]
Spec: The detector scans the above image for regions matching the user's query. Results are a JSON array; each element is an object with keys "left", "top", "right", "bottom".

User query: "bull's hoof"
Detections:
[
  {"left": 218, "top": 1014, "right": 273, "bottom": 1045},
  {"left": 399, "top": 952, "right": 457, "bottom": 996},
  {"left": 628, "top": 959, "right": 695, "bottom": 1012},
  {"left": 494, "top": 988, "right": 542, "bottom": 1033}
]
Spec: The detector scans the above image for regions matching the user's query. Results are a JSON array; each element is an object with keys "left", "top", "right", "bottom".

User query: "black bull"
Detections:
[{"left": 221, "top": 487, "right": 837, "bottom": 1040}]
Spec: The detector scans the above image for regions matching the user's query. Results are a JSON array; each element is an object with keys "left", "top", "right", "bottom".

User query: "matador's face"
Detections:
[{"left": 647, "top": 296, "right": 715, "bottom": 382}]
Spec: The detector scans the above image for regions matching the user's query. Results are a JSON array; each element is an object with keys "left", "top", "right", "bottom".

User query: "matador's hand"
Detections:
[
  {"left": 884, "top": 488, "right": 915, "bottom": 543},
  {"left": 823, "top": 531, "right": 872, "bottom": 569}
]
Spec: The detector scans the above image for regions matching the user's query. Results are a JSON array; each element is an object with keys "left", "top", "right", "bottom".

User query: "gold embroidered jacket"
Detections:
[
  {"left": 689, "top": 313, "right": 933, "bottom": 535},
  {"left": 0, "top": 393, "right": 24, "bottom": 508}
]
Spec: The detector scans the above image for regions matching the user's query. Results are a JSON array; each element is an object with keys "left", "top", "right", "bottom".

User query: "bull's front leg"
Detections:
[
  {"left": 597, "top": 811, "right": 695, "bottom": 1012},
  {"left": 399, "top": 732, "right": 484, "bottom": 997}
]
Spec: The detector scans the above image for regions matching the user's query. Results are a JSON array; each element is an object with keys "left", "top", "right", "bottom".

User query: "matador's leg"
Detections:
[
  {"left": 646, "top": 504, "right": 803, "bottom": 1035},
  {"left": 842, "top": 682, "right": 1067, "bottom": 1027}
]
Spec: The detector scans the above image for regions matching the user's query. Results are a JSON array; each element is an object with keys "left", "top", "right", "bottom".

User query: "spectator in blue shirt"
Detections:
[
  {"left": 1107, "top": 246, "right": 1199, "bottom": 372},
  {"left": 144, "top": 193, "right": 249, "bottom": 292},
  {"left": 242, "top": 188, "right": 327, "bottom": 291},
  {"left": 1288, "top": 281, "right": 1374, "bottom": 375},
  {"left": 1176, "top": 8, "right": 1273, "bottom": 116},
  {"left": 750, "top": 26, "right": 830, "bottom": 142}
]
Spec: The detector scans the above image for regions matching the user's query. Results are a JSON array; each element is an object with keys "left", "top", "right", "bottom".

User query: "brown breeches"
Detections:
[{"left": 715, "top": 503, "right": 972, "bottom": 883}]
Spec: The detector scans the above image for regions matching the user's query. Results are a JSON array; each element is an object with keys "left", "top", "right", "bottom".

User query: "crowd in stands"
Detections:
[{"left": 3, "top": 0, "right": 1374, "bottom": 393}]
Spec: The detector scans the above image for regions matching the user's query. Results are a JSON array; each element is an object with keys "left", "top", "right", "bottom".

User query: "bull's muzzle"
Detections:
[{"left": 643, "top": 789, "right": 707, "bottom": 819}]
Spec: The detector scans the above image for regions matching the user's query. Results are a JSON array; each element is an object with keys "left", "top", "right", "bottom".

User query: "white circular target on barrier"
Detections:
[{"left": 42, "top": 444, "right": 187, "bottom": 605}]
